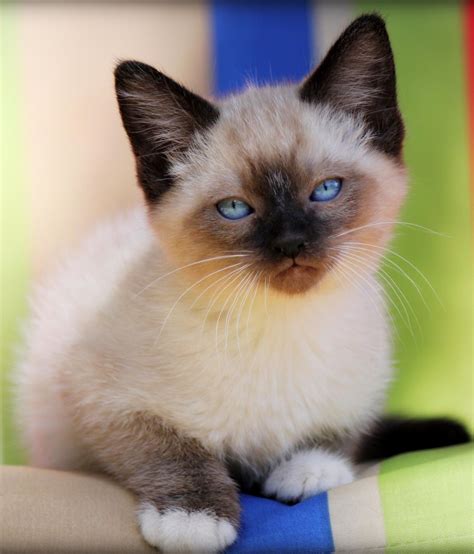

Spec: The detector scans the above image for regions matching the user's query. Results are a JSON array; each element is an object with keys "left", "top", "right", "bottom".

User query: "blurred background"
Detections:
[{"left": 1, "top": 1, "right": 472, "bottom": 464}]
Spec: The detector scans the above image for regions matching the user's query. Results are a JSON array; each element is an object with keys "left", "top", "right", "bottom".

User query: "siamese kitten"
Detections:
[{"left": 16, "top": 15, "right": 468, "bottom": 553}]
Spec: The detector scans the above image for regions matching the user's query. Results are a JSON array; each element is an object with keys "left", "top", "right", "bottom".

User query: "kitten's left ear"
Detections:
[
  {"left": 299, "top": 14, "right": 404, "bottom": 158},
  {"left": 115, "top": 61, "right": 219, "bottom": 203}
]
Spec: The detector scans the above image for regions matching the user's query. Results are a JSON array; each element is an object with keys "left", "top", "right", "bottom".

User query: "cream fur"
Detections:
[{"left": 15, "top": 84, "right": 405, "bottom": 478}]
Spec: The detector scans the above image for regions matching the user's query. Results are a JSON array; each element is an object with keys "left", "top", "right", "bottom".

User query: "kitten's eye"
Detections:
[
  {"left": 216, "top": 198, "right": 254, "bottom": 220},
  {"left": 310, "top": 178, "right": 342, "bottom": 202}
]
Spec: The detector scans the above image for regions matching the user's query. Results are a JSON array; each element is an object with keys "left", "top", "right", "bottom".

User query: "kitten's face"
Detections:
[
  {"left": 116, "top": 15, "right": 407, "bottom": 296},
  {"left": 154, "top": 91, "right": 406, "bottom": 295}
]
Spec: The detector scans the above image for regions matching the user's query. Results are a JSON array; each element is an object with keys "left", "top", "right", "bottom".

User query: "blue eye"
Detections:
[
  {"left": 310, "top": 178, "right": 342, "bottom": 202},
  {"left": 216, "top": 198, "right": 253, "bottom": 220}
]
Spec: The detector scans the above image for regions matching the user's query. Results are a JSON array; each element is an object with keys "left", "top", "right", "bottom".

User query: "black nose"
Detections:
[{"left": 272, "top": 235, "right": 306, "bottom": 258}]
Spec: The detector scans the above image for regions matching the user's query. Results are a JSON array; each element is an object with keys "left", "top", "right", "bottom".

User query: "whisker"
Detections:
[
  {"left": 135, "top": 253, "right": 250, "bottom": 297},
  {"left": 245, "top": 271, "right": 261, "bottom": 351},
  {"left": 330, "top": 221, "right": 449, "bottom": 240},
  {"left": 236, "top": 271, "right": 258, "bottom": 361},
  {"left": 189, "top": 262, "right": 245, "bottom": 310},
  {"left": 215, "top": 269, "right": 252, "bottom": 359},
  {"left": 263, "top": 276, "right": 269, "bottom": 318},
  {"left": 336, "top": 244, "right": 423, "bottom": 336},
  {"left": 338, "top": 243, "right": 427, "bottom": 312},
  {"left": 340, "top": 241, "right": 440, "bottom": 309},
  {"left": 200, "top": 264, "right": 251, "bottom": 339},
  {"left": 247, "top": 272, "right": 262, "bottom": 371},
  {"left": 324, "top": 258, "right": 392, "bottom": 343},
  {"left": 335, "top": 248, "right": 418, "bottom": 340},
  {"left": 328, "top": 253, "right": 399, "bottom": 341},
  {"left": 220, "top": 250, "right": 254, "bottom": 254},
  {"left": 223, "top": 271, "right": 254, "bottom": 363},
  {"left": 154, "top": 262, "right": 249, "bottom": 347}
]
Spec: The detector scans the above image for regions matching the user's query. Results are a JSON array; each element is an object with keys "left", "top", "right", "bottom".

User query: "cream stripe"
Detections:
[
  {"left": 328, "top": 464, "right": 386, "bottom": 552},
  {"left": 313, "top": 1, "right": 354, "bottom": 62},
  {"left": 17, "top": 2, "right": 210, "bottom": 277},
  {"left": 1, "top": 466, "right": 154, "bottom": 553}
]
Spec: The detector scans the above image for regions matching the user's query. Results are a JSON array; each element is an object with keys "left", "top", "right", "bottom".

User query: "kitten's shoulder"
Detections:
[{"left": 25, "top": 206, "right": 156, "bottom": 353}]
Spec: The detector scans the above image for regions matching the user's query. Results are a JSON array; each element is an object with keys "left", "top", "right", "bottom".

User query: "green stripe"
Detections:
[
  {"left": 357, "top": 2, "right": 473, "bottom": 550},
  {"left": 380, "top": 444, "right": 474, "bottom": 551},
  {"left": 1, "top": 5, "right": 28, "bottom": 464},
  {"left": 355, "top": 3, "right": 473, "bottom": 430}
]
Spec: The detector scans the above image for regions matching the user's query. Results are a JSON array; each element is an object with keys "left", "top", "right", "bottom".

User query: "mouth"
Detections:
[
  {"left": 271, "top": 259, "right": 322, "bottom": 294},
  {"left": 277, "top": 260, "right": 318, "bottom": 277}
]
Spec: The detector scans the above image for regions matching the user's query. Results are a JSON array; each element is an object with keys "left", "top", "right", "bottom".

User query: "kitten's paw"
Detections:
[
  {"left": 263, "top": 449, "right": 354, "bottom": 502},
  {"left": 138, "top": 503, "right": 237, "bottom": 553}
]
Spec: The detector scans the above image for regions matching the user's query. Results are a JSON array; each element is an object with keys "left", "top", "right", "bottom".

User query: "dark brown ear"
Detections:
[
  {"left": 299, "top": 14, "right": 404, "bottom": 158},
  {"left": 115, "top": 61, "right": 219, "bottom": 203}
]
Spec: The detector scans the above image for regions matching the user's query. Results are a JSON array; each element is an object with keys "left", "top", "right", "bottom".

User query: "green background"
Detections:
[
  {"left": 358, "top": 2, "right": 473, "bottom": 431},
  {"left": 1, "top": 6, "right": 29, "bottom": 465}
]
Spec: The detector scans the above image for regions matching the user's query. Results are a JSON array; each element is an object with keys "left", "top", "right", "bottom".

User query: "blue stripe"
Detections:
[
  {"left": 228, "top": 493, "right": 334, "bottom": 553},
  {"left": 211, "top": 0, "right": 315, "bottom": 95},
  {"left": 211, "top": 3, "right": 333, "bottom": 551}
]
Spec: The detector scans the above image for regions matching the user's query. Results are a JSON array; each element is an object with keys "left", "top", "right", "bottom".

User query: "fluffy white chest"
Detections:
[{"left": 135, "top": 286, "right": 392, "bottom": 469}]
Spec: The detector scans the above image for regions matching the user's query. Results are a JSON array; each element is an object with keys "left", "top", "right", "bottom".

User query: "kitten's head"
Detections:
[{"left": 115, "top": 14, "right": 407, "bottom": 296}]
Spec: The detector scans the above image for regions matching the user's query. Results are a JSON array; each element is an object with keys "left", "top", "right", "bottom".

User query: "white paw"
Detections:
[
  {"left": 138, "top": 503, "right": 237, "bottom": 553},
  {"left": 263, "top": 449, "right": 354, "bottom": 502}
]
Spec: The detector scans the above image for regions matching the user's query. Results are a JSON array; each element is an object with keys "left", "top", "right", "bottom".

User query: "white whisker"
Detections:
[
  {"left": 335, "top": 248, "right": 417, "bottom": 341},
  {"left": 223, "top": 271, "right": 254, "bottom": 364},
  {"left": 245, "top": 271, "right": 261, "bottom": 352},
  {"left": 154, "top": 262, "right": 249, "bottom": 347},
  {"left": 201, "top": 263, "right": 252, "bottom": 337},
  {"left": 200, "top": 264, "right": 251, "bottom": 339},
  {"left": 235, "top": 271, "right": 258, "bottom": 361},
  {"left": 336, "top": 244, "right": 423, "bottom": 336},
  {"left": 135, "top": 253, "right": 249, "bottom": 297},
  {"left": 215, "top": 269, "right": 252, "bottom": 359},
  {"left": 341, "top": 241, "right": 440, "bottom": 309},
  {"left": 189, "top": 262, "right": 245, "bottom": 310},
  {"left": 328, "top": 253, "right": 399, "bottom": 341},
  {"left": 263, "top": 276, "right": 269, "bottom": 318},
  {"left": 330, "top": 221, "right": 448, "bottom": 240}
]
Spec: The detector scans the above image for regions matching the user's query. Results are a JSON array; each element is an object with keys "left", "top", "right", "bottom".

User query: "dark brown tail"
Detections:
[{"left": 354, "top": 416, "right": 470, "bottom": 463}]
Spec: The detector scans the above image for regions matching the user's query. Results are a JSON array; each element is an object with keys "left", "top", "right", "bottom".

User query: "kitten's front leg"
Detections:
[
  {"left": 86, "top": 412, "right": 239, "bottom": 553},
  {"left": 263, "top": 448, "right": 354, "bottom": 502}
]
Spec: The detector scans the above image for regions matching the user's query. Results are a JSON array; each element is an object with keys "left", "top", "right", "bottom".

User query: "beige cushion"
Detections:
[{"left": 1, "top": 466, "right": 154, "bottom": 553}]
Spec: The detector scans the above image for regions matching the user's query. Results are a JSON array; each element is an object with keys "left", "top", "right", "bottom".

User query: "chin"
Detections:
[{"left": 269, "top": 263, "right": 326, "bottom": 295}]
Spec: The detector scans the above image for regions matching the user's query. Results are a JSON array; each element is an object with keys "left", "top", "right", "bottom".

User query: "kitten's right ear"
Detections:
[
  {"left": 115, "top": 61, "right": 219, "bottom": 203},
  {"left": 299, "top": 14, "right": 404, "bottom": 158}
]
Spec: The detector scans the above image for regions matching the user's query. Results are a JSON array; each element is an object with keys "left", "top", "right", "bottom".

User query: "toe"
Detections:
[{"left": 138, "top": 503, "right": 237, "bottom": 553}]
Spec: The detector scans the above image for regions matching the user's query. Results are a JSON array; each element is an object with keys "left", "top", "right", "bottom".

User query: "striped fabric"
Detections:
[
  {"left": 230, "top": 444, "right": 473, "bottom": 552},
  {"left": 1, "top": 2, "right": 473, "bottom": 552}
]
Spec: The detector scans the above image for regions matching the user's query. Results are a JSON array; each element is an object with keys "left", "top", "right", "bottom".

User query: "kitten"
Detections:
[{"left": 16, "top": 14, "right": 468, "bottom": 553}]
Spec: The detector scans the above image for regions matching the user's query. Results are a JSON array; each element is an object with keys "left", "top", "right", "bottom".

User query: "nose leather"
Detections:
[{"left": 272, "top": 234, "right": 306, "bottom": 258}]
